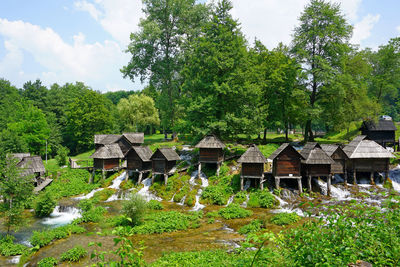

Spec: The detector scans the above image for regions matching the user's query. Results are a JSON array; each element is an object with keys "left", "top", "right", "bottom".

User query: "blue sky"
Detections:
[{"left": 0, "top": 0, "right": 399, "bottom": 92}]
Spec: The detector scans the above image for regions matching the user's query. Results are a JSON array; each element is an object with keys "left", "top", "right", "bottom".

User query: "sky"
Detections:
[{"left": 0, "top": 0, "right": 399, "bottom": 92}]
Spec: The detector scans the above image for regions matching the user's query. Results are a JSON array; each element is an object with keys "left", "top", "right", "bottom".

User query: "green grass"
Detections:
[
  {"left": 316, "top": 122, "right": 361, "bottom": 144},
  {"left": 44, "top": 158, "right": 62, "bottom": 173}
]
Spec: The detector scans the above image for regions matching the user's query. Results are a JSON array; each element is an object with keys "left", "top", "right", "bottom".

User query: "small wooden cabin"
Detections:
[
  {"left": 238, "top": 145, "right": 267, "bottom": 190},
  {"left": 343, "top": 135, "right": 394, "bottom": 184},
  {"left": 150, "top": 148, "right": 180, "bottom": 185},
  {"left": 126, "top": 146, "right": 153, "bottom": 184},
  {"left": 360, "top": 119, "right": 397, "bottom": 147},
  {"left": 195, "top": 135, "right": 225, "bottom": 176},
  {"left": 300, "top": 142, "right": 335, "bottom": 194},
  {"left": 321, "top": 144, "right": 349, "bottom": 182},
  {"left": 13, "top": 153, "right": 52, "bottom": 191},
  {"left": 94, "top": 133, "right": 144, "bottom": 156},
  {"left": 94, "top": 134, "right": 121, "bottom": 150},
  {"left": 90, "top": 143, "right": 124, "bottom": 171},
  {"left": 268, "top": 143, "right": 304, "bottom": 193}
]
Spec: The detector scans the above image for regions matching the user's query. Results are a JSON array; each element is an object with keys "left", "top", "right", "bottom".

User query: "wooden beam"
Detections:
[{"left": 297, "top": 178, "right": 303, "bottom": 194}]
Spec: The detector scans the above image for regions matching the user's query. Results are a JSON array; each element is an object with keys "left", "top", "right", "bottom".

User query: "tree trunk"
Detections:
[{"left": 263, "top": 128, "right": 267, "bottom": 142}]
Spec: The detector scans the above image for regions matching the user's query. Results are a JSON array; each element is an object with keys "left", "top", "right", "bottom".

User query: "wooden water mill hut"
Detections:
[
  {"left": 94, "top": 133, "right": 144, "bottom": 156},
  {"left": 268, "top": 143, "right": 305, "bottom": 193},
  {"left": 13, "top": 153, "right": 53, "bottom": 192},
  {"left": 321, "top": 144, "right": 349, "bottom": 184},
  {"left": 150, "top": 148, "right": 180, "bottom": 185},
  {"left": 90, "top": 143, "right": 124, "bottom": 178},
  {"left": 343, "top": 135, "right": 394, "bottom": 184},
  {"left": 238, "top": 145, "right": 267, "bottom": 190},
  {"left": 360, "top": 118, "right": 397, "bottom": 148},
  {"left": 300, "top": 142, "right": 335, "bottom": 195},
  {"left": 195, "top": 135, "right": 225, "bottom": 177},
  {"left": 126, "top": 146, "right": 153, "bottom": 184},
  {"left": 94, "top": 134, "right": 121, "bottom": 150}
]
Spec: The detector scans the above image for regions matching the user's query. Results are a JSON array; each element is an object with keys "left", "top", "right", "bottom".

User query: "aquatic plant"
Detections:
[
  {"left": 248, "top": 190, "right": 275, "bottom": 208},
  {"left": 0, "top": 235, "right": 27, "bottom": 256},
  {"left": 37, "top": 257, "right": 58, "bottom": 267},
  {"left": 122, "top": 193, "right": 147, "bottom": 226},
  {"left": 30, "top": 224, "right": 85, "bottom": 248},
  {"left": 270, "top": 213, "right": 300, "bottom": 226},
  {"left": 218, "top": 203, "right": 252, "bottom": 219},
  {"left": 60, "top": 245, "right": 87, "bottom": 262},
  {"left": 147, "top": 200, "right": 164, "bottom": 210},
  {"left": 238, "top": 219, "right": 263, "bottom": 234}
]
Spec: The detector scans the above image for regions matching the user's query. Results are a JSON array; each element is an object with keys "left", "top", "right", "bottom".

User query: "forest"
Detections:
[{"left": 0, "top": 0, "right": 400, "bottom": 266}]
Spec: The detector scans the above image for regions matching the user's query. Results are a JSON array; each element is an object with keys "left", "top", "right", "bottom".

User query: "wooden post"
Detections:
[
  {"left": 370, "top": 172, "right": 375, "bottom": 185},
  {"left": 308, "top": 175, "right": 312, "bottom": 192},
  {"left": 151, "top": 173, "right": 155, "bottom": 184},
  {"left": 297, "top": 178, "right": 303, "bottom": 194},
  {"left": 327, "top": 175, "right": 332, "bottom": 197},
  {"left": 344, "top": 170, "right": 348, "bottom": 186},
  {"left": 275, "top": 177, "right": 280, "bottom": 190},
  {"left": 216, "top": 163, "right": 221, "bottom": 176},
  {"left": 240, "top": 175, "right": 244, "bottom": 191},
  {"left": 164, "top": 174, "right": 168, "bottom": 186},
  {"left": 102, "top": 170, "right": 105, "bottom": 180},
  {"left": 198, "top": 163, "right": 201, "bottom": 178},
  {"left": 260, "top": 174, "right": 264, "bottom": 190},
  {"left": 138, "top": 172, "right": 143, "bottom": 185},
  {"left": 353, "top": 169, "right": 357, "bottom": 185}
]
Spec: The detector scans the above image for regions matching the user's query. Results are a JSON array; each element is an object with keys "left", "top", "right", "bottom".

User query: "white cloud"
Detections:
[
  {"left": 351, "top": 14, "right": 380, "bottom": 44},
  {"left": 74, "top": 0, "right": 143, "bottom": 46},
  {"left": 0, "top": 18, "right": 138, "bottom": 91},
  {"left": 221, "top": 0, "right": 365, "bottom": 49}
]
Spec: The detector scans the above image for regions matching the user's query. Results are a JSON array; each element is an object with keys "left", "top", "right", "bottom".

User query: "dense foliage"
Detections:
[
  {"left": 218, "top": 204, "right": 253, "bottom": 219},
  {"left": 37, "top": 257, "right": 58, "bottom": 267},
  {"left": 247, "top": 190, "right": 276, "bottom": 208},
  {"left": 122, "top": 193, "right": 148, "bottom": 226},
  {"left": 30, "top": 224, "right": 85, "bottom": 248},
  {"left": 270, "top": 212, "right": 300, "bottom": 226},
  {"left": 60, "top": 245, "right": 87, "bottom": 262},
  {"left": 34, "top": 191, "right": 57, "bottom": 217},
  {"left": 0, "top": 235, "right": 27, "bottom": 256}
]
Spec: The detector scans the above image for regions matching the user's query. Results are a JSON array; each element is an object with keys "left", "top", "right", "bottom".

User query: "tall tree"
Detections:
[
  {"left": 117, "top": 94, "right": 160, "bottom": 132},
  {"left": 291, "top": 0, "right": 352, "bottom": 141},
  {"left": 0, "top": 155, "right": 34, "bottom": 233},
  {"left": 65, "top": 90, "right": 114, "bottom": 153},
  {"left": 21, "top": 79, "right": 48, "bottom": 113},
  {"left": 179, "top": 0, "right": 262, "bottom": 138},
  {"left": 122, "top": 0, "right": 209, "bottom": 137}
]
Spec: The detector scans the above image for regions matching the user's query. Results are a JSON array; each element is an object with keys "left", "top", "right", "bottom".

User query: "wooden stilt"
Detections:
[
  {"left": 308, "top": 175, "right": 312, "bottom": 192},
  {"left": 260, "top": 175, "right": 264, "bottom": 190},
  {"left": 297, "top": 178, "right": 303, "bottom": 194},
  {"left": 151, "top": 173, "right": 155, "bottom": 184},
  {"left": 240, "top": 175, "right": 244, "bottom": 191},
  {"left": 344, "top": 170, "right": 348, "bottom": 186},
  {"left": 164, "top": 174, "right": 168, "bottom": 186},
  {"left": 216, "top": 163, "right": 221, "bottom": 176},
  {"left": 353, "top": 169, "right": 357, "bottom": 185},
  {"left": 138, "top": 172, "right": 143, "bottom": 185},
  {"left": 275, "top": 177, "right": 280, "bottom": 190},
  {"left": 327, "top": 175, "right": 332, "bottom": 197},
  {"left": 102, "top": 170, "right": 105, "bottom": 180},
  {"left": 370, "top": 172, "right": 375, "bottom": 185}
]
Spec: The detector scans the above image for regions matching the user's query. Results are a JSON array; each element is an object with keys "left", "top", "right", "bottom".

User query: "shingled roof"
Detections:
[
  {"left": 238, "top": 145, "right": 267, "bottom": 163},
  {"left": 94, "top": 134, "right": 121, "bottom": 145},
  {"left": 123, "top": 132, "right": 144, "bottom": 144},
  {"left": 90, "top": 143, "right": 124, "bottom": 159},
  {"left": 17, "top": 156, "right": 45, "bottom": 174},
  {"left": 195, "top": 135, "right": 225, "bottom": 149},
  {"left": 268, "top": 143, "right": 304, "bottom": 160},
  {"left": 11, "top": 153, "right": 31, "bottom": 164},
  {"left": 300, "top": 142, "right": 335, "bottom": 165},
  {"left": 361, "top": 120, "right": 397, "bottom": 131},
  {"left": 131, "top": 146, "right": 153, "bottom": 162},
  {"left": 151, "top": 148, "right": 181, "bottom": 161},
  {"left": 343, "top": 135, "right": 394, "bottom": 159}
]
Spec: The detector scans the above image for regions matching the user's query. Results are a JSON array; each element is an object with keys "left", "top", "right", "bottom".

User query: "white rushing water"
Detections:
[
  {"left": 74, "top": 188, "right": 104, "bottom": 200},
  {"left": 390, "top": 165, "right": 400, "bottom": 193},
  {"left": 8, "top": 255, "right": 21, "bottom": 265},
  {"left": 191, "top": 171, "right": 209, "bottom": 211},
  {"left": 108, "top": 171, "right": 127, "bottom": 189},
  {"left": 241, "top": 194, "right": 250, "bottom": 208},
  {"left": 178, "top": 195, "right": 186, "bottom": 206},
  {"left": 225, "top": 195, "right": 234, "bottom": 206},
  {"left": 137, "top": 178, "right": 162, "bottom": 201},
  {"left": 192, "top": 191, "right": 205, "bottom": 211},
  {"left": 315, "top": 178, "right": 350, "bottom": 200},
  {"left": 42, "top": 206, "right": 81, "bottom": 226},
  {"left": 243, "top": 180, "right": 251, "bottom": 191}
]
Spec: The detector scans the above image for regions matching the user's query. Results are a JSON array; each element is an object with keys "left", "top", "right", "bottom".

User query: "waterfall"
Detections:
[
  {"left": 178, "top": 195, "right": 186, "bottom": 206},
  {"left": 272, "top": 194, "right": 305, "bottom": 217},
  {"left": 192, "top": 191, "right": 205, "bottom": 211},
  {"left": 190, "top": 170, "right": 209, "bottom": 211},
  {"left": 180, "top": 146, "right": 193, "bottom": 163},
  {"left": 315, "top": 178, "right": 350, "bottom": 200},
  {"left": 241, "top": 194, "right": 250, "bottom": 208},
  {"left": 74, "top": 188, "right": 104, "bottom": 200},
  {"left": 8, "top": 255, "right": 21, "bottom": 265},
  {"left": 42, "top": 206, "right": 81, "bottom": 226},
  {"left": 137, "top": 178, "right": 162, "bottom": 201},
  {"left": 243, "top": 180, "right": 251, "bottom": 191},
  {"left": 225, "top": 196, "right": 234, "bottom": 207},
  {"left": 390, "top": 165, "right": 400, "bottom": 193},
  {"left": 108, "top": 171, "right": 127, "bottom": 189}
]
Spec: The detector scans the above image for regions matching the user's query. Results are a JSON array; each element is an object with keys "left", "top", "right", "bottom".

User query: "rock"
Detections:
[{"left": 348, "top": 260, "right": 373, "bottom": 267}]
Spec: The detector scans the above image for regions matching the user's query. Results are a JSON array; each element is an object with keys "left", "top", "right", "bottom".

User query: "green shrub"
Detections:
[
  {"left": 37, "top": 257, "right": 58, "bottom": 267},
  {"left": 123, "top": 193, "right": 147, "bottom": 226},
  {"left": 248, "top": 190, "right": 275, "bottom": 208},
  {"left": 147, "top": 200, "right": 163, "bottom": 210},
  {"left": 55, "top": 146, "right": 69, "bottom": 166},
  {"left": 80, "top": 206, "right": 107, "bottom": 223},
  {"left": 60, "top": 245, "right": 87, "bottom": 262},
  {"left": 77, "top": 199, "right": 94, "bottom": 212},
  {"left": 92, "top": 188, "right": 115, "bottom": 202},
  {"left": 174, "top": 184, "right": 190, "bottom": 202},
  {"left": 201, "top": 185, "right": 232, "bottom": 205},
  {"left": 238, "top": 220, "right": 263, "bottom": 234},
  {"left": 132, "top": 211, "right": 202, "bottom": 234},
  {"left": 233, "top": 191, "right": 248, "bottom": 204},
  {"left": 271, "top": 212, "right": 300, "bottom": 226},
  {"left": 34, "top": 191, "right": 57, "bottom": 217},
  {"left": 218, "top": 204, "right": 252, "bottom": 219},
  {"left": 0, "top": 235, "right": 27, "bottom": 256},
  {"left": 120, "top": 179, "right": 135, "bottom": 190},
  {"left": 30, "top": 224, "right": 85, "bottom": 248}
]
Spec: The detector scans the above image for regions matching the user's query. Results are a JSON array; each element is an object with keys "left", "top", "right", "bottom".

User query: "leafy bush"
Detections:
[
  {"left": 233, "top": 191, "right": 248, "bottom": 204},
  {"left": 0, "top": 235, "right": 27, "bottom": 256},
  {"left": 271, "top": 212, "right": 300, "bottom": 226},
  {"left": 80, "top": 206, "right": 107, "bottom": 223},
  {"left": 30, "top": 224, "right": 85, "bottom": 248},
  {"left": 55, "top": 146, "right": 69, "bottom": 166},
  {"left": 147, "top": 200, "right": 163, "bottom": 210},
  {"left": 120, "top": 179, "right": 135, "bottom": 190},
  {"left": 132, "top": 211, "right": 202, "bottom": 234},
  {"left": 92, "top": 188, "right": 115, "bottom": 202},
  {"left": 60, "top": 245, "right": 87, "bottom": 262},
  {"left": 34, "top": 191, "right": 57, "bottom": 217},
  {"left": 45, "top": 169, "right": 98, "bottom": 198},
  {"left": 77, "top": 199, "right": 94, "bottom": 212},
  {"left": 248, "top": 190, "right": 275, "bottom": 208},
  {"left": 238, "top": 219, "right": 263, "bottom": 234},
  {"left": 37, "top": 257, "right": 58, "bottom": 267},
  {"left": 218, "top": 204, "right": 252, "bottom": 219},
  {"left": 174, "top": 185, "right": 190, "bottom": 203},
  {"left": 123, "top": 193, "right": 147, "bottom": 226},
  {"left": 201, "top": 185, "right": 232, "bottom": 205}
]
